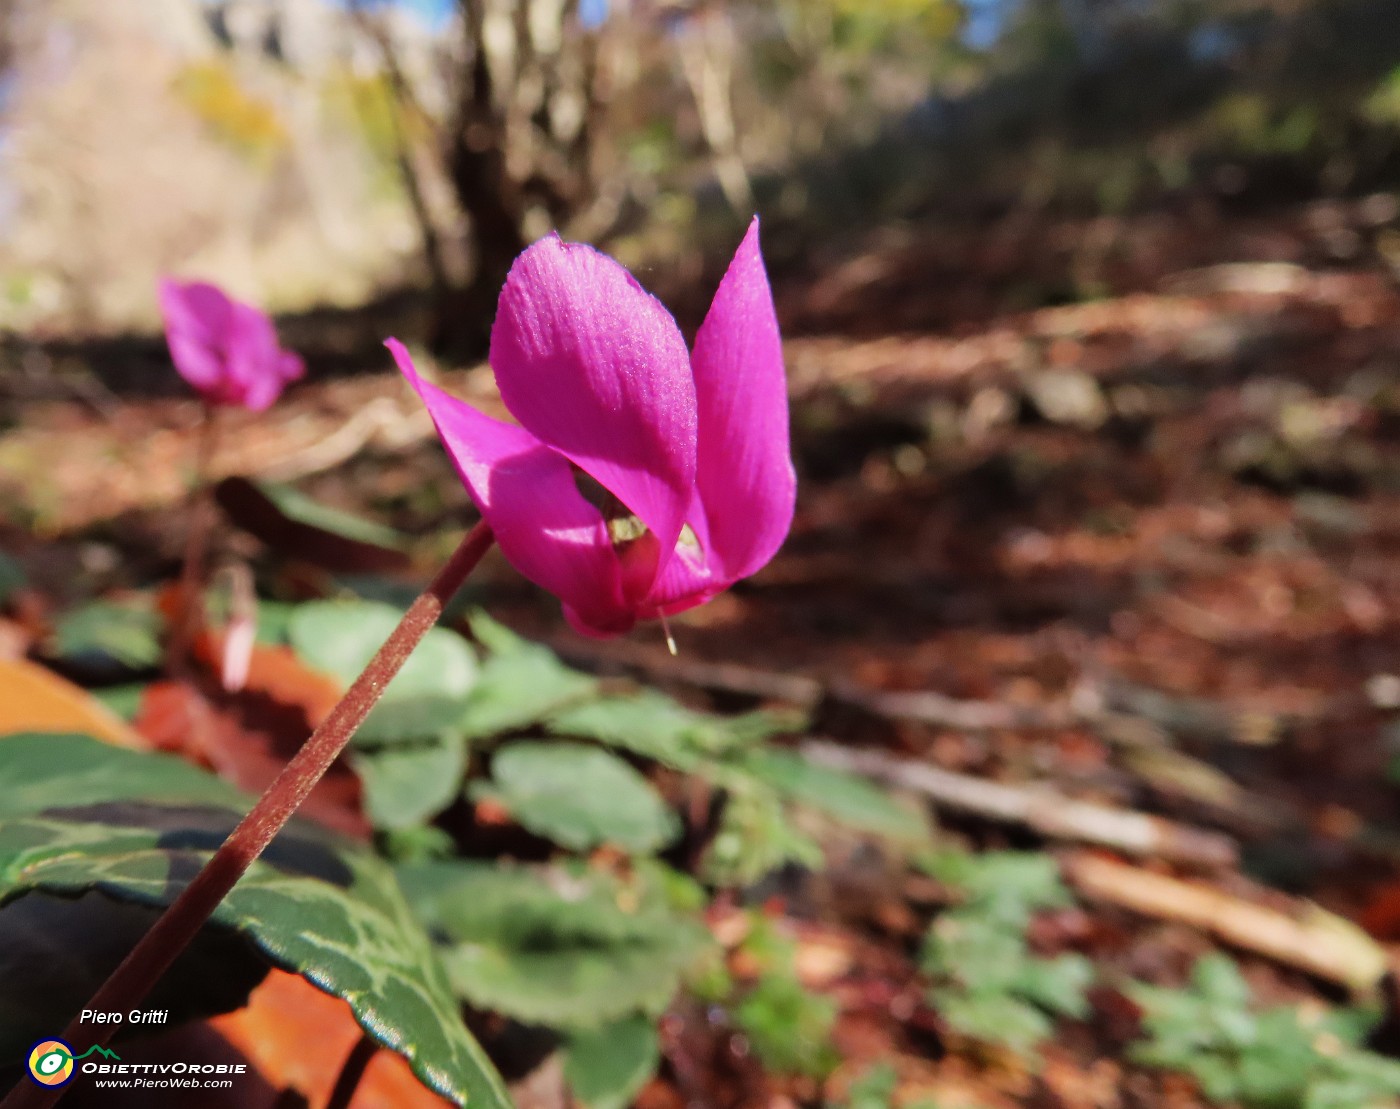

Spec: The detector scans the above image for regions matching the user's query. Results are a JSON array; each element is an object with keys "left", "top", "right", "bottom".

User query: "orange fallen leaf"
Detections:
[
  {"left": 1359, "top": 882, "right": 1400, "bottom": 941},
  {"left": 159, "top": 582, "right": 343, "bottom": 726},
  {"left": 473, "top": 797, "right": 515, "bottom": 827},
  {"left": 0, "top": 657, "right": 147, "bottom": 748},
  {"left": 634, "top": 1079, "right": 686, "bottom": 1109},
  {"left": 210, "top": 968, "right": 453, "bottom": 1109},
  {"left": 134, "top": 679, "right": 369, "bottom": 839},
  {"left": 194, "top": 633, "right": 344, "bottom": 726}
]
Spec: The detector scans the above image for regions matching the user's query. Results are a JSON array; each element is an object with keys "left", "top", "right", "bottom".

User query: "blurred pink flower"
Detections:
[
  {"left": 391, "top": 217, "right": 795, "bottom": 637},
  {"left": 158, "top": 279, "right": 304, "bottom": 411}
]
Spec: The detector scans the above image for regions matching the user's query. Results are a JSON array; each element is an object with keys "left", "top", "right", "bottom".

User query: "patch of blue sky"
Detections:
[
  {"left": 318, "top": 0, "right": 609, "bottom": 31},
  {"left": 339, "top": 0, "right": 454, "bottom": 28},
  {"left": 962, "top": 0, "right": 1015, "bottom": 50}
]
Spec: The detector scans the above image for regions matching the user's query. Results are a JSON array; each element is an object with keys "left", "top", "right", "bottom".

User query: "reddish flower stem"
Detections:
[
  {"left": 2, "top": 522, "right": 495, "bottom": 1109},
  {"left": 167, "top": 404, "right": 220, "bottom": 674}
]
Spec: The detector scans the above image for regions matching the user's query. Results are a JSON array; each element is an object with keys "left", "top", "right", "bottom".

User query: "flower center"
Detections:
[
  {"left": 573, "top": 469, "right": 700, "bottom": 560},
  {"left": 607, "top": 513, "right": 648, "bottom": 547}
]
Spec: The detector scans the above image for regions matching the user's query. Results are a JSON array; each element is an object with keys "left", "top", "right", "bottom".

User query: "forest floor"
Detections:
[{"left": 3, "top": 192, "right": 1400, "bottom": 1107}]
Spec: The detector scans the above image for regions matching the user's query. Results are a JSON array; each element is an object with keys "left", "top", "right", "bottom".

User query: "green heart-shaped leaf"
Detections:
[
  {"left": 288, "top": 601, "right": 477, "bottom": 746},
  {"left": 469, "top": 743, "right": 679, "bottom": 854},
  {"left": 399, "top": 861, "right": 709, "bottom": 1029}
]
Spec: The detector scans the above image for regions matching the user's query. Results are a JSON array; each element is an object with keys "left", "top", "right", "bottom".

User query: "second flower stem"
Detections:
[
  {"left": 168, "top": 403, "right": 220, "bottom": 674},
  {"left": 3, "top": 521, "right": 495, "bottom": 1109}
]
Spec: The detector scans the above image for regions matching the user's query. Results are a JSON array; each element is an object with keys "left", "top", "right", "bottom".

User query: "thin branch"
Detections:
[
  {"left": 801, "top": 739, "right": 1237, "bottom": 868},
  {"left": 546, "top": 634, "right": 825, "bottom": 707},
  {"left": 349, "top": 1, "right": 453, "bottom": 299},
  {"left": 1064, "top": 851, "right": 1390, "bottom": 994},
  {"left": 829, "top": 679, "right": 1077, "bottom": 731},
  {"left": 547, "top": 637, "right": 1317, "bottom": 750}
]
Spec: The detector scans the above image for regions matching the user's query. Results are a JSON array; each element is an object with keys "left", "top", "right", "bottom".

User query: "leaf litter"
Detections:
[{"left": 3, "top": 196, "right": 1400, "bottom": 1106}]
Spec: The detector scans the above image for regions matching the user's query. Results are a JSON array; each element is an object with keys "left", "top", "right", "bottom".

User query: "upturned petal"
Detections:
[
  {"left": 388, "top": 340, "right": 633, "bottom": 635},
  {"left": 688, "top": 218, "right": 795, "bottom": 582},
  {"left": 642, "top": 490, "right": 719, "bottom": 612},
  {"left": 229, "top": 301, "right": 303, "bottom": 412},
  {"left": 158, "top": 278, "right": 300, "bottom": 411},
  {"left": 489, "top": 236, "right": 697, "bottom": 574},
  {"left": 158, "top": 279, "right": 232, "bottom": 395}
]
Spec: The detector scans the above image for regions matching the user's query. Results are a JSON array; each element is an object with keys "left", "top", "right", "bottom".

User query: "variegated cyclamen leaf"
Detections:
[{"left": 0, "top": 733, "right": 510, "bottom": 1108}]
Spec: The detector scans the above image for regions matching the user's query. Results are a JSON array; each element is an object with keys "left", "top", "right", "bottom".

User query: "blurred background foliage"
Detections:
[
  {"left": 172, "top": 58, "right": 291, "bottom": 162},
  {"left": 0, "top": 0, "right": 1396, "bottom": 349}
]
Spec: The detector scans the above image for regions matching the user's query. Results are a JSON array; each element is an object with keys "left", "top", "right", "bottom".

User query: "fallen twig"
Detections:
[
  {"left": 548, "top": 635, "right": 825, "bottom": 707},
  {"left": 257, "top": 397, "right": 432, "bottom": 483},
  {"left": 828, "top": 679, "right": 1075, "bottom": 730},
  {"left": 1063, "top": 851, "right": 1389, "bottom": 994},
  {"left": 548, "top": 637, "right": 1314, "bottom": 749},
  {"left": 801, "top": 740, "right": 1237, "bottom": 867},
  {"left": 0, "top": 372, "right": 472, "bottom": 533},
  {"left": 549, "top": 635, "right": 1076, "bottom": 728}
]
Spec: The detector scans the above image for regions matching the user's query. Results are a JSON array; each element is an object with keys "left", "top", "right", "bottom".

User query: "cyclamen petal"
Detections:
[
  {"left": 490, "top": 236, "right": 697, "bottom": 574},
  {"left": 689, "top": 218, "right": 796, "bottom": 582},
  {"left": 158, "top": 278, "right": 303, "bottom": 411},
  {"left": 393, "top": 219, "right": 795, "bottom": 638},
  {"left": 158, "top": 280, "right": 229, "bottom": 393},
  {"left": 388, "top": 340, "right": 633, "bottom": 635},
  {"left": 644, "top": 547, "right": 721, "bottom": 615},
  {"left": 640, "top": 487, "right": 717, "bottom": 612}
]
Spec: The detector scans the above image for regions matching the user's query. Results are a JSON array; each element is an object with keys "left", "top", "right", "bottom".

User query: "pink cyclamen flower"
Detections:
[
  {"left": 390, "top": 217, "right": 795, "bottom": 637},
  {"left": 158, "top": 279, "right": 304, "bottom": 411}
]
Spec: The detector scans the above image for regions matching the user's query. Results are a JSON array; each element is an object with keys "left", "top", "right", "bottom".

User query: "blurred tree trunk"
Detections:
[
  {"left": 352, "top": 4, "right": 454, "bottom": 305},
  {"left": 677, "top": 7, "right": 753, "bottom": 214},
  {"left": 437, "top": 0, "right": 609, "bottom": 358},
  {"left": 0, "top": 0, "right": 15, "bottom": 72}
]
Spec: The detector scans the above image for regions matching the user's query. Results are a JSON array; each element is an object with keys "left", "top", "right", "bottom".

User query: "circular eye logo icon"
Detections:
[{"left": 27, "top": 1039, "right": 75, "bottom": 1087}]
